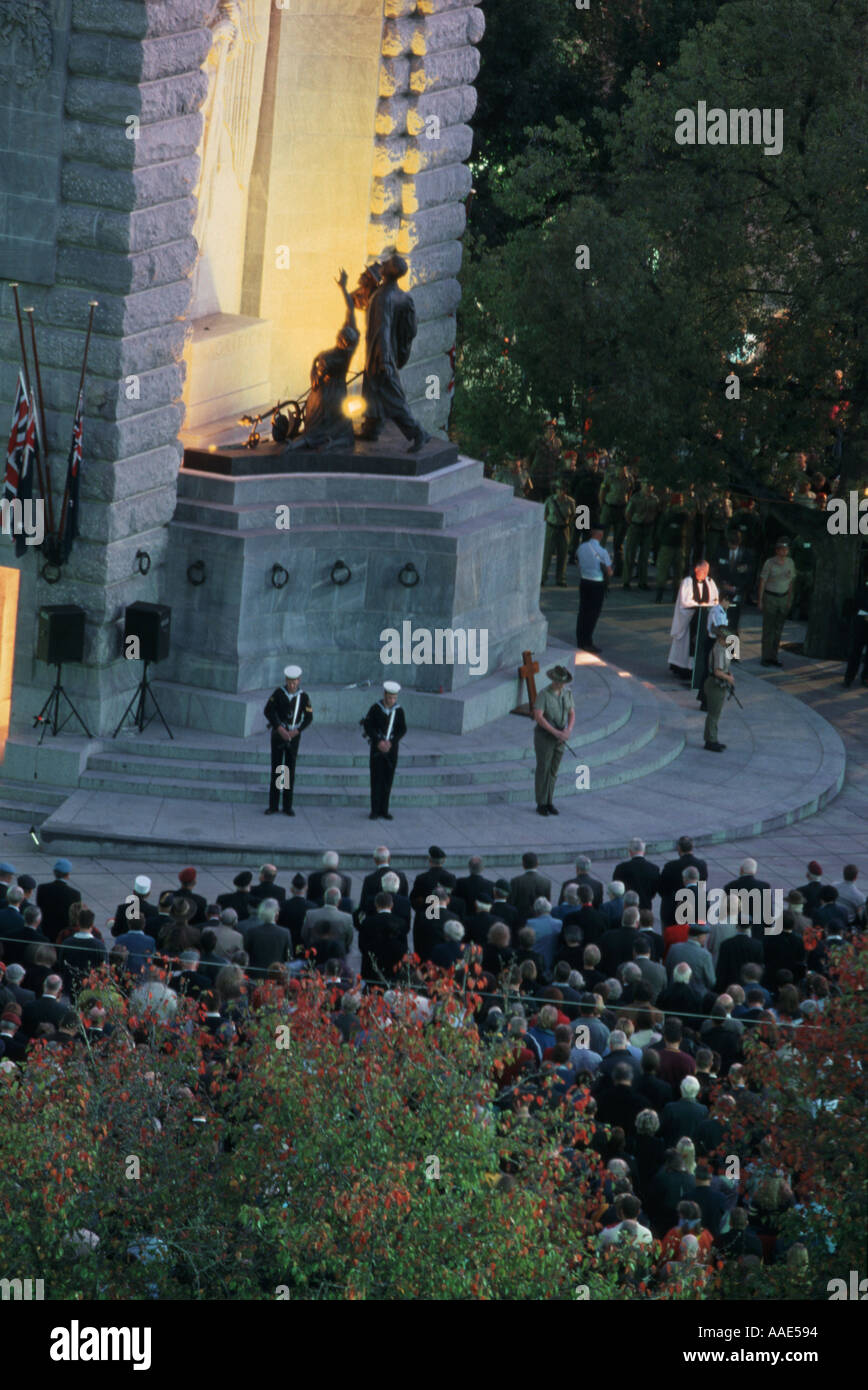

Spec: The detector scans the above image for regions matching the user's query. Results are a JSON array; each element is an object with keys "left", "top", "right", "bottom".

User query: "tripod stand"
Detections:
[
  {"left": 33, "top": 664, "right": 93, "bottom": 744},
  {"left": 112, "top": 660, "right": 174, "bottom": 739}
]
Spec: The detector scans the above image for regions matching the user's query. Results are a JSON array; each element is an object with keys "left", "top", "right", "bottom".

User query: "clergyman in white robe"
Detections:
[{"left": 668, "top": 570, "right": 719, "bottom": 671}]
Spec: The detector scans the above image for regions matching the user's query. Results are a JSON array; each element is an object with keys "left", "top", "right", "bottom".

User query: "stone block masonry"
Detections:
[
  {"left": 371, "top": 1, "right": 484, "bottom": 434},
  {"left": 0, "top": 0, "right": 212, "bottom": 738}
]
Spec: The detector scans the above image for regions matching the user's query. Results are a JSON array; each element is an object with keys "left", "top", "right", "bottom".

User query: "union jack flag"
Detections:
[
  {"left": 4, "top": 372, "right": 29, "bottom": 502},
  {"left": 3, "top": 374, "right": 37, "bottom": 556},
  {"left": 59, "top": 392, "right": 83, "bottom": 563}
]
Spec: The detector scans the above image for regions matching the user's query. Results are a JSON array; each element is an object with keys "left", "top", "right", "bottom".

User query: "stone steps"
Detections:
[
  {"left": 173, "top": 483, "right": 501, "bottom": 533},
  {"left": 76, "top": 708, "right": 681, "bottom": 806},
  {"left": 0, "top": 779, "right": 69, "bottom": 826}
]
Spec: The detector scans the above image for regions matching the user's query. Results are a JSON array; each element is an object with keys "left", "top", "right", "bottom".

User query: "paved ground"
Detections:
[{"left": 0, "top": 578, "right": 864, "bottom": 926}]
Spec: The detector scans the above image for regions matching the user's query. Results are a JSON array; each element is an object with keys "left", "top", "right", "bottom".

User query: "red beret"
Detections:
[{"left": 178, "top": 866, "right": 197, "bottom": 885}]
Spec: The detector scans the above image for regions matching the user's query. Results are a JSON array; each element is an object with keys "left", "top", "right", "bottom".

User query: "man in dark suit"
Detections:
[
  {"left": 173, "top": 867, "right": 207, "bottom": 925},
  {"left": 660, "top": 1076, "right": 708, "bottom": 1143},
  {"left": 508, "top": 852, "right": 552, "bottom": 927},
  {"left": 712, "top": 528, "right": 754, "bottom": 635},
  {"left": 763, "top": 911, "right": 806, "bottom": 986},
  {"left": 715, "top": 923, "right": 764, "bottom": 993},
  {"left": 249, "top": 864, "right": 286, "bottom": 907},
  {"left": 1, "top": 904, "right": 49, "bottom": 967},
  {"left": 278, "top": 874, "right": 317, "bottom": 951},
  {"left": 658, "top": 968, "right": 705, "bottom": 1025},
  {"left": 613, "top": 839, "right": 661, "bottom": 911},
  {"left": 452, "top": 856, "right": 496, "bottom": 915},
  {"left": 21, "top": 974, "right": 67, "bottom": 1038},
  {"left": 567, "top": 887, "right": 608, "bottom": 948},
  {"left": 634, "top": 938, "right": 667, "bottom": 1001},
  {"left": 598, "top": 906, "right": 641, "bottom": 977},
  {"left": 699, "top": 1003, "right": 742, "bottom": 1076},
  {"left": 558, "top": 856, "right": 604, "bottom": 909},
  {"left": 0, "top": 885, "right": 26, "bottom": 941},
  {"left": 60, "top": 910, "right": 108, "bottom": 998},
  {"left": 594, "top": 1062, "right": 645, "bottom": 1137},
  {"left": 113, "top": 875, "right": 159, "bottom": 933},
  {"left": 795, "top": 861, "right": 825, "bottom": 916},
  {"left": 413, "top": 885, "right": 463, "bottom": 963},
  {"left": 410, "top": 846, "right": 457, "bottom": 946},
  {"left": 359, "top": 893, "right": 409, "bottom": 980},
  {"left": 3, "top": 964, "right": 34, "bottom": 1008},
  {"left": 723, "top": 858, "right": 772, "bottom": 936},
  {"left": 490, "top": 881, "right": 519, "bottom": 935},
  {"left": 308, "top": 852, "right": 352, "bottom": 906},
  {"left": 658, "top": 838, "right": 708, "bottom": 927},
  {"left": 463, "top": 898, "right": 498, "bottom": 947},
  {"left": 197, "top": 930, "right": 230, "bottom": 986},
  {"left": 217, "top": 870, "right": 254, "bottom": 921},
  {"left": 36, "top": 858, "right": 81, "bottom": 943},
  {"left": 359, "top": 851, "right": 409, "bottom": 917},
  {"left": 245, "top": 903, "right": 292, "bottom": 972}
]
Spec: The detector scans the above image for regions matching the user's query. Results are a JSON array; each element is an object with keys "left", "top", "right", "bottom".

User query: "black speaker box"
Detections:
[
  {"left": 123, "top": 602, "right": 171, "bottom": 664},
  {"left": 36, "top": 605, "right": 86, "bottom": 665}
]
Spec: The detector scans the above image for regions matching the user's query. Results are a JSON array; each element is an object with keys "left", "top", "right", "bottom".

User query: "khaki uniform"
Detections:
[
  {"left": 623, "top": 491, "right": 661, "bottom": 586},
  {"left": 600, "top": 475, "right": 630, "bottom": 559},
  {"left": 703, "top": 641, "right": 732, "bottom": 745},
  {"left": 759, "top": 556, "right": 796, "bottom": 661},
  {"left": 533, "top": 684, "right": 574, "bottom": 806},
  {"left": 655, "top": 505, "right": 690, "bottom": 599},
  {"left": 541, "top": 491, "right": 577, "bottom": 585}
]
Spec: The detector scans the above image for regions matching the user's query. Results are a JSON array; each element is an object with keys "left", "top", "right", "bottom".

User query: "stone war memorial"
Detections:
[{"left": 0, "top": 0, "right": 551, "bottom": 849}]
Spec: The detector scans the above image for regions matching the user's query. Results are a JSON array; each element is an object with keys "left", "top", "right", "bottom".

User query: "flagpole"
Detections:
[
  {"left": 24, "top": 306, "right": 54, "bottom": 537},
  {"left": 56, "top": 301, "right": 97, "bottom": 562},
  {"left": 77, "top": 300, "right": 98, "bottom": 398},
  {"left": 8, "top": 285, "right": 32, "bottom": 395}
]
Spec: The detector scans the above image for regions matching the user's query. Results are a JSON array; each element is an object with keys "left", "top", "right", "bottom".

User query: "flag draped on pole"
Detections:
[
  {"left": 3, "top": 372, "right": 36, "bottom": 557},
  {"left": 59, "top": 391, "right": 83, "bottom": 564}
]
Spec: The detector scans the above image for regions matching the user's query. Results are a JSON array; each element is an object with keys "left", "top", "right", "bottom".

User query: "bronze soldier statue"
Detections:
[{"left": 359, "top": 254, "right": 430, "bottom": 453}]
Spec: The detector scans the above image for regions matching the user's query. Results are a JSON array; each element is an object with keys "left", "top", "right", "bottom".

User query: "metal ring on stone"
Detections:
[
  {"left": 41, "top": 561, "right": 61, "bottom": 585},
  {"left": 398, "top": 562, "right": 420, "bottom": 588},
  {"left": 330, "top": 560, "right": 351, "bottom": 586},
  {"left": 271, "top": 563, "right": 289, "bottom": 590},
  {"left": 135, "top": 549, "right": 151, "bottom": 576},
  {"left": 187, "top": 560, "right": 206, "bottom": 586}
]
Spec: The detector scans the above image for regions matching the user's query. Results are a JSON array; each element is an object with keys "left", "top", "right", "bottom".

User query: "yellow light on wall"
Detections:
[{"left": 0, "top": 566, "right": 20, "bottom": 761}]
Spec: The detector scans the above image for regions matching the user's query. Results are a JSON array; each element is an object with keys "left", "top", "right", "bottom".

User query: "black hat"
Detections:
[
  {"left": 291, "top": 873, "right": 307, "bottom": 890},
  {"left": 233, "top": 870, "right": 253, "bottom": 888},
  {"left": 17, "top": 874, "right": 36, "bottom": 892},
  {"left": 495, "top": 878, "right": 510, "bottom": 894},
  {"left": 428, "top": 846, "right": 446, "bottom": 861}
]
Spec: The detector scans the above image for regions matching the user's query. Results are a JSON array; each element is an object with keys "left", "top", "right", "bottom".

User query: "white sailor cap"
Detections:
[
  {"left": 284, "top": 665, "right": 302, "bottom": 679},
  {"left": 383, "top": 680, "right": 401, "bottom": 694}
]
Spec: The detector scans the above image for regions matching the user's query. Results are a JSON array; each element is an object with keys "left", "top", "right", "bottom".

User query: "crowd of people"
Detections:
[{"left": 0, "top": 836, "right": 862, "bottom": 1289}]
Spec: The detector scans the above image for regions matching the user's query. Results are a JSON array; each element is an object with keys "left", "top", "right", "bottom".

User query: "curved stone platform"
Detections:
[{"left": 2, "top": 642, "right": 844, "bottom": 869}]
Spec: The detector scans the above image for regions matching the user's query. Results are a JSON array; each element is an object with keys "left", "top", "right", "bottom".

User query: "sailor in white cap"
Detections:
[
  {"left": 361, "top": 680, "right": 407, "bottom": 820},
  {"left": 264, "top": 664, "right": 313, "bottom": 816}
]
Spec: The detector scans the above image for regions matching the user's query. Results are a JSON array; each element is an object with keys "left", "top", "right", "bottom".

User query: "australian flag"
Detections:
[
  {"left": 59, "top": 391, "right": 83, "bottom": 563},
  {"left": 3, "top": 372, "right": 36, "bottom": 557}
]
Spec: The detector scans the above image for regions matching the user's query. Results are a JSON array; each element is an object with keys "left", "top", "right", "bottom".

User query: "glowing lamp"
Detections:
[{"left": 343, "top": 395, "right": 366, "bottom": 419}]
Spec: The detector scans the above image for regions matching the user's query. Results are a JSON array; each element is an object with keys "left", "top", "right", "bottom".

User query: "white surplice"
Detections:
[{"left": 668, "top": 575, "right": 719, "bottom": 668}]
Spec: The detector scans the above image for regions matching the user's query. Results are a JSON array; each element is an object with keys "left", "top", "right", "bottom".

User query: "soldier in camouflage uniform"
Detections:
[
  {"left": 541, "top": 477, "right": 577, "bottom": 587},
  {"left": 654, "top": 492, "right": 691, "bottom": 602},
  {"left": 622, "top": 481, "right": 661, "bottom": 589},
  {"left": 600, "top": 464, "right": 631, "bottom": 575}
]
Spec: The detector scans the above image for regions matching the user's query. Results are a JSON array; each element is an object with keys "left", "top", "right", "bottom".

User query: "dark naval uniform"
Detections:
[
  {"left": 362, "top": 698, "right": 407, "bottom": 819},
  {"left": 264, "top": 686, "right": 313, "bottom": 813}
]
